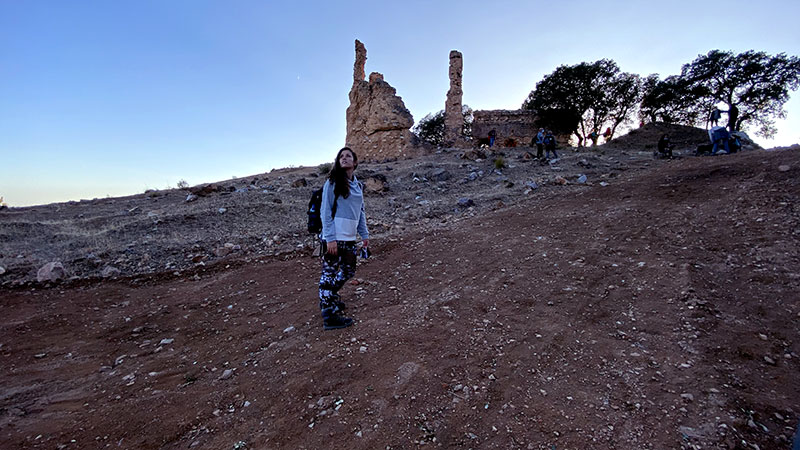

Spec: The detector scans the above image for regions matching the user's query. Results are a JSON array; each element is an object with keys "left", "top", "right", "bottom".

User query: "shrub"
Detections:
[
  {"left": 177, "top": 179, "right": 189, "bottom": 189},
  {"left": 318, "top": 162, "right": 332, "bottom": 175},
  {"left": 494, "top": 157, "right": 506, "bottom": 170}
]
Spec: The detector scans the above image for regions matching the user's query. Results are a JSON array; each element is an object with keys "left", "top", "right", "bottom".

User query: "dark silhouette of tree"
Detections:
[
  {"left": 679, "top": 50, "right": 800, "bottom": 137},
  {"left": 413, "top": 110, "right": 445, "bottom": 146},
  {"left": 605, "top": 72, "right": 644, "bottom": 139},
  {"left": 522, "top": 60, "right": 642, "bottom": 146},
  {"left": 639, "top": 74, "right": 705, "bottom": 125},
  {"left": 413, "top": 105, "right": 473, "bottom": 146}
]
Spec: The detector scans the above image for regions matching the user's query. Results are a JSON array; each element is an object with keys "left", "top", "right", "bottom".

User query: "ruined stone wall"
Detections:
[
  {"left": 345, "top": 40, "right": 427, "bottom": 162},
  {"left": 471, "top": 110, "right": 538, "bottom": 147}
]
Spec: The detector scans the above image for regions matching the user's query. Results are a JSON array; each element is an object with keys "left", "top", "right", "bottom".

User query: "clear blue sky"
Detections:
[{"left": 2, "top": 0, "right": 799, "bottom": 206}]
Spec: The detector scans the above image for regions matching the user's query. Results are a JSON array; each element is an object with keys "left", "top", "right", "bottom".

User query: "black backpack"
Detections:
[{"left": 307, "top": 187, "right": 337, "bottom": 234}]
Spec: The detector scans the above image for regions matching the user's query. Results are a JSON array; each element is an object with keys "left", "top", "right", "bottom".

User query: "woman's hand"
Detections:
[
  {"left": 326, "top": 241, "right": 337, "bottom": 256},
  {"left": 362, "top": 239, "right": 369, "bottom": 249}
]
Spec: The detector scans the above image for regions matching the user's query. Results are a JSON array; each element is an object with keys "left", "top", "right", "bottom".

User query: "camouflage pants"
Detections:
[{"left": 318, "top": 241, "right": 357, "bottom": 318}]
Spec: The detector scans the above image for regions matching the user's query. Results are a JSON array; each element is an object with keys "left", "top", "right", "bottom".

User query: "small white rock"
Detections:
[
  {"left": 283, "top": 326, "right": 295, "bottom": 333},
  {"left": 220, "top": 369, "right": 233, "bottom": 380},
  {"left": 159, "top": 338, "right": 174, "bottom": 345}
]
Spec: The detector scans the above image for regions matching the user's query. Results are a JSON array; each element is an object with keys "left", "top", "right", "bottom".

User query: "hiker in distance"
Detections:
[{"left": 318, "top": 147, "right": 369, "bottom": 330}]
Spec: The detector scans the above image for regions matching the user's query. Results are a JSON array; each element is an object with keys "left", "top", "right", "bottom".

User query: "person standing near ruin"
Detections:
[
  {"left": 488, "top": 129, "right": 497, "bottom": 147},
  {"left": 318, "top": 147, "right": 369, "bottom": 330},
  {"left": 544, "top": 130, "right": 558, "bottom": 159},
  {"left": 534, "top": 128, "right": 545, "bottom": 159}
]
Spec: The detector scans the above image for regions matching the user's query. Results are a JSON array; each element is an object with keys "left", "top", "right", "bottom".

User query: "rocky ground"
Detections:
[
  {"left": 1, "top": 123, "right": 799, "bottom": 449},
  {"left": 1, "top": 123, "right": 718, "bottom": 287}
]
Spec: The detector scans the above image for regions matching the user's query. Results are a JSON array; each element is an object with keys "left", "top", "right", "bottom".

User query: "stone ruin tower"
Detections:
[
  {"left": 345, "top": 40, "right": 424, "bottom": 161},
  {"left": 444, "top": 50, "right": 464, "bottom": 147}
]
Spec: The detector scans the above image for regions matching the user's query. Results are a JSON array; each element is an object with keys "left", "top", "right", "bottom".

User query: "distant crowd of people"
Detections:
[{"left": 484, "top": 103, "right": 744, "bottom": 162}]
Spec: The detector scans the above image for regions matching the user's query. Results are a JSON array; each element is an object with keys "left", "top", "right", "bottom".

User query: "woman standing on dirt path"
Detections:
[{"left": 318, "top": 147, "right": 369, "bottom": 330}]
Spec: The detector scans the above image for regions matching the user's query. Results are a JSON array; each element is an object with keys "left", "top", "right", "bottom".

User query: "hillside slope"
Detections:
[
  {"left": 0, "top": 123, "right": 718, "bottom": 287},
  {"left": 1, "top": 147, "right": 799, "bottom": 449}
]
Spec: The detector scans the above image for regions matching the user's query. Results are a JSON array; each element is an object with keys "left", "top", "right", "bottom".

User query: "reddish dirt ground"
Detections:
[{"left": 2, "top": 148, "right": 799, "bottom": 449}]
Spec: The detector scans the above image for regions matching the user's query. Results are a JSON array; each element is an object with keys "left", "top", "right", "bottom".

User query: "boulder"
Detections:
[
  {"left": 457, "top": 198, "right": 475, "bottom": 208},
  {"left": 292, "top": 178, "right": 308, "bottom": 188},
  {"left": 188, "top": 183, "right": 221, "bottom": 197},
  {"left": 214, "top": 243, "right": 238, "bottom": 258},
  {"left": 427, "top": 168, "right": 451, "bottom": 182},
  {"left": 37, "top": 262, "right": 67, "bottom": 283},
  {"left": 363, "top": 174, "right": 389, "bottom": 193},
  {"left": 460, "top": 149, "right": 487, "bottom": 161},
  {"left": 101, "top": 266, "right": 121, "bottom": 278}
]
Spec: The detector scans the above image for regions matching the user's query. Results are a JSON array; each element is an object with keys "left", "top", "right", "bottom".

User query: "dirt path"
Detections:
[{"left": 2, "top": 149, "right": 799, "bottom": 449}]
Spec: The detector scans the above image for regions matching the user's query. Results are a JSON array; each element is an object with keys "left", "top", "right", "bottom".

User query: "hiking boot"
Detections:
[
  {"left": 333, "top": 300, "right": 347, "bottom": 312},
  {"left": 323, "top": 314, "right": 354, "bottom": 330}
]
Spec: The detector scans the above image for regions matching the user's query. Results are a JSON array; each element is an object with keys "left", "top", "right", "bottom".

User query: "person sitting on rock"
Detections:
[
  {"left": 710, "top": 126, "right": 730, "bottom": 155},
  {"left": 728, "top": 133, "right": 742, "bottom": 153},
  {"left": 657, "top": 134, "right": 673, "bottom": 158}
]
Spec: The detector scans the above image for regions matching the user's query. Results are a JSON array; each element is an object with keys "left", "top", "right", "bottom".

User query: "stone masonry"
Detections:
[
  {"left": 444, "top": 50, "right": 464, "bottom": 147},
  {"left": 471, "top": 110, "right": 538, "bottom": 147},
  {"left": 345, "top": 40, "right": 425, "bottom": 162}
]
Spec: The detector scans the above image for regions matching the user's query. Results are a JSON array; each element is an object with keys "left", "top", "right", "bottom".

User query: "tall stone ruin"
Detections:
[
  {"left": 444, "top": 50, "right": 464, "bottom": 147},
  {"left": 345, "top": 40, "right": 424, "bottom": 162}
]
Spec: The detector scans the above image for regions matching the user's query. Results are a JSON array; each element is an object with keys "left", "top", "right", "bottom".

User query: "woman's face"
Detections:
[{"left": 338, "top": 150, "right": 355, "bottom": 170}]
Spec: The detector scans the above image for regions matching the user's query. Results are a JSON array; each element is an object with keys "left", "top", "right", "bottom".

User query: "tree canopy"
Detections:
[
  {"left": 413, "top": 105, "right": 473, "bottom": 146},
  {"left": 522, "top": 60, "right": 642, "bottom": 145},
  {"left": 525, "top": 49, "right": 799, "bottom": 142},
  {"left": 678, "top": 50, "right": 800, "bottom": 137}
]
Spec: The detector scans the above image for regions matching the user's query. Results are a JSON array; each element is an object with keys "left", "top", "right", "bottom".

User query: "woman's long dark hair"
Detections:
[{"left": 328, "top": 147, "right": 358, "bottom": 199}]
